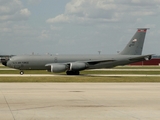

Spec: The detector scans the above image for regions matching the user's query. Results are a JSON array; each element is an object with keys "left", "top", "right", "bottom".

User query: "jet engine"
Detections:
[
  {"left": 69, "top": 62, "right": 87, "bottom": 71},
  {"left": 1, "top": 57, "right": 9, "bottom": 66},
  {"left": 45, "top": 62, "right": 88, "bottom": 74},
  {"left": 45, "top": 63, "right": 68, "bottom": 73}
]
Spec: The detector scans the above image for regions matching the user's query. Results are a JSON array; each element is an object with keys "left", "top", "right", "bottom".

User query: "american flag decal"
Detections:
[{"left": 132, "top": 39, "right": 137, "bottom": 42}]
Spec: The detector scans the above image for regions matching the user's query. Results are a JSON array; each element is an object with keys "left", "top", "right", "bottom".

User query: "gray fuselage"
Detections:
[{"left": 6, "top": 54, "right": 142, "bottom": 70}]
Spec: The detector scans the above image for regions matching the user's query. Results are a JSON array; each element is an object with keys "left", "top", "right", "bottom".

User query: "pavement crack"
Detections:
[{"left": 3, "top": 94, "right": 16, "bottom": 120}]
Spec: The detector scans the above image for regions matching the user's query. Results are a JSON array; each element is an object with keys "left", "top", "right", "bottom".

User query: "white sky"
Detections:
[{"left": 0, "top": 0, "right": 160, "bottom": 55}]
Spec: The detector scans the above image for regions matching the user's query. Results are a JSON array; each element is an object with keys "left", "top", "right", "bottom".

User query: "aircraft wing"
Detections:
[
  {"left": 85, "top": 54, "right": 152, "bottom": 69},
  {"left": 45, "top": 54, "right": 152, "bottom": 73},
  {"left": 86, "top": 60, "right": 116, "bottom": 65},
  {"left": 45, "top": 59, "right": 116, "bottom": 73},
  {"left": 86, "top": 54, "right": 152, "bottom": 65}
]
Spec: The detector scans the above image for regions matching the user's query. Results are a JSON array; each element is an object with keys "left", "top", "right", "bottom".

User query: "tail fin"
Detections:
[{"left": 120, "top": 28, "right": 148, "bottom": 55}]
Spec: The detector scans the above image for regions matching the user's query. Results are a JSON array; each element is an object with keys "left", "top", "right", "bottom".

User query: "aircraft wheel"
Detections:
[
  {"left": 75, "top": 71, "right": 80, "bottom": 75},
  {"left": 20, "top": 71, "right": 24, "bottom": 75},
  {"left": 66, "top": 71, "right": 71, "bottom": 75},
  {"left": 66, "top": 71, "right": 80, "bottom": 75}
]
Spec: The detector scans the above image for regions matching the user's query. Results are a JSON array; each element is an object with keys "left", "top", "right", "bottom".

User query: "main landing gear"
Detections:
[
  {"left": 66, "top": 71, "right": 80, "bottom": 75},
  {"left": 20, "top": 71, "right": 24, "bottom": 75}
]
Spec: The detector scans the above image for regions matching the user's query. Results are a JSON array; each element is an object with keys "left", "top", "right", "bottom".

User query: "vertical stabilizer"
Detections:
[{"left": 120, "top": 28, "right": 148, "bottom": 55}]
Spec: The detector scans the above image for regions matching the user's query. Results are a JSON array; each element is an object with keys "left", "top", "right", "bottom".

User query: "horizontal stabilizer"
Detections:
[{"left": 129, "top": 54, "right": 152, "bottom": 62}]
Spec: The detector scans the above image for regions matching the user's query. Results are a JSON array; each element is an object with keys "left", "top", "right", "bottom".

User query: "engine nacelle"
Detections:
[
  {"left": 45, "top": 63, "right": 68, "bottom": 73},
  {"left": 69, "top": 62, "right": 87, "bottom": 71},
  {"left": 1, "top": 57, "right": 9, "bottom": 66}
]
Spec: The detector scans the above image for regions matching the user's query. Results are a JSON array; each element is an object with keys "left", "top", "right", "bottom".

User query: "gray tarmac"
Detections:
[{"left": 0, "top": 83, "right": 160, "bottom": 120}]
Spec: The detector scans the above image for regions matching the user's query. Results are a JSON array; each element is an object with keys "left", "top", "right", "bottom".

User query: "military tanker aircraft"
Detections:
[{"left": 1, "top": 28, "right": 152, "bottom": 75}]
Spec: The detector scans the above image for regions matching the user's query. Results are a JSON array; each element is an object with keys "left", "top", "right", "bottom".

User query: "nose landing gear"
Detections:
[{"left": 20, "top": 71, "right": 24, "bottom": 75}]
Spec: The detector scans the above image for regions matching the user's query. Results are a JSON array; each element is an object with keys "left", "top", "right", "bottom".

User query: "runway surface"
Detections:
[
  {"left": 0, "top": 74, "right": 160, "bottom": 77},
  {"left": 0, "top": 83, "right": 160, "bottom": 120}
]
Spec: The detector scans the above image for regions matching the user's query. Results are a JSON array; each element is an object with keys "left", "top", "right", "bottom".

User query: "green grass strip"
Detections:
[{"left": 0, "top": 76, "right": 159, "bottom": 82}]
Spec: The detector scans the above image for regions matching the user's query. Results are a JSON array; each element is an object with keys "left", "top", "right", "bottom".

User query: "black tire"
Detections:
[
  {"left": 20, "top": 71, "right": 24, "bottom": 75},
  {"left": 66, "top": 71, "right": 80, "bottom": 75},
  {"left": 75, "top": 71, "right": 79, "bottom": 75}
]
